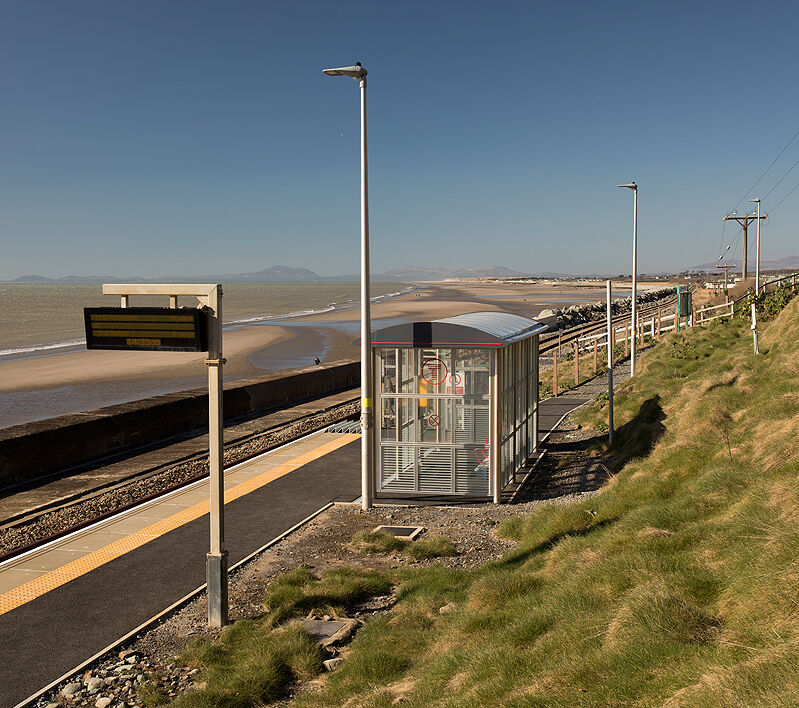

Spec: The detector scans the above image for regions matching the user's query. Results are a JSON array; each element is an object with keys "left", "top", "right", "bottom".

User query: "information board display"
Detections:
[{"left": 84, "top": 307, "right": 209, "bottom": 352}]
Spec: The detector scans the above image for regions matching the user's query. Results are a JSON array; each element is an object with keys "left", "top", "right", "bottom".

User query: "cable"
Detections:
[
  {"left": 730, "top": 127, "right": 799, "bottom": 212},
  {"left": 762, "top": 155, "right": 799, "bottom": 201},
  {"left": 768, "top": 180, "right": 799, "bottom": 213}
]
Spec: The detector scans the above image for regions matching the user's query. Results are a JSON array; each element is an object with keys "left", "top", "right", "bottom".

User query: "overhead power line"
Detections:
[{"left": 730, "top": 127, "right": 799, "bottom": 213}]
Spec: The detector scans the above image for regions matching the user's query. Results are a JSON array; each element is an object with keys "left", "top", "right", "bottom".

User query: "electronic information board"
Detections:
[{"left": 84, "top": 307, "right": 209, "bottom": 352}]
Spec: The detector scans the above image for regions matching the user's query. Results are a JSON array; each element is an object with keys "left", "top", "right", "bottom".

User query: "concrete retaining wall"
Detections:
[{"left": 0, "top": 360, "right": 359, "bottom": 487}]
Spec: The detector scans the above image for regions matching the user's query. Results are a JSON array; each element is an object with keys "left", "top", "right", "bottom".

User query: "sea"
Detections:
[
  {"left": 0, "top": 282, "right": 409, "bottom": 356},
  {"left": 0, "top": 281, "right": 628, "bottom": 428},
  {"left": 0, "top": 282, "right": 411, "bottom": 428}
]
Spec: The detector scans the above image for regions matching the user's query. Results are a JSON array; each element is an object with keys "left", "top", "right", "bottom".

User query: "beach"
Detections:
[{"left": 0, "top": 280, "right": 663, "bottom": 428}]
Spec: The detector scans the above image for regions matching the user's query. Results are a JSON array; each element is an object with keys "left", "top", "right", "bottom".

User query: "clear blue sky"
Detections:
[{"left": 1, "top": 0, "right": 798, "bottom": 279}]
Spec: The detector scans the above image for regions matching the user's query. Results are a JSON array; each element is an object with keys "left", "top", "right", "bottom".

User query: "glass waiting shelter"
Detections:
[{"left": 371, "top": 312, "right": 547, "bottom": 503}]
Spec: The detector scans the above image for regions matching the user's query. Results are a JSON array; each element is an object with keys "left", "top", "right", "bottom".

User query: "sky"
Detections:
[{"left": 1, "top": 0, "right": 799, "bottom": 280}]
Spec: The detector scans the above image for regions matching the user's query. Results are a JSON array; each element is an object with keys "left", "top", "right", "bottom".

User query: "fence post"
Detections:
[
  {"left": 691, "top": 304, "right": 696, "bottom": 327},
  {"left": 574, "top": 341, "right": 579, "bottom": 386},
  {"left": 624, "top": 323, "right": 629, "bottom": 357},
  {"left": 553, "top": 351, "right": 558, "bottom": 397},
  {"left": 657, "top": 309, "right": 661, "bottom": 338},
  {"left": 593, "top": 337, "right": 597, "bottom": 375}
]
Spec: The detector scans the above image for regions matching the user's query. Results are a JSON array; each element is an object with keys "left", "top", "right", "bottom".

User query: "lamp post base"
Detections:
[{"left": 206, "top": 551, "right": 229, "bottom": 628}]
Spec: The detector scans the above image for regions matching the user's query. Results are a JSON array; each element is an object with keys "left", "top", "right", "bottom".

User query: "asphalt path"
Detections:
[{"left": 0, "top": 396, "right": 587, "bottom": 707}]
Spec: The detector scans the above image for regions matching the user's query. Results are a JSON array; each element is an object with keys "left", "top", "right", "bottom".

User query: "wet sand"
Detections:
[{"left": 0, "top": 280, "right": 667, "bottom": 427}]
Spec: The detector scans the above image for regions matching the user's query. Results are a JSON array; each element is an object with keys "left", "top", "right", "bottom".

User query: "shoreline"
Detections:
[{"left": 0, "top": 280, "right": 672, "bottom": 428}]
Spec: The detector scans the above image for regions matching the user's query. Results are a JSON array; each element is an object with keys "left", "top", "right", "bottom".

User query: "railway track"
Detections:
[
  {"left": 0, "top": 293, "right": 680, "bottom": 560},
  {"left": 0, "top": 397, "right": 360, "bottom": 561},
  {"left": 538, "top": 295, "right": 678, "bottom": 354}
]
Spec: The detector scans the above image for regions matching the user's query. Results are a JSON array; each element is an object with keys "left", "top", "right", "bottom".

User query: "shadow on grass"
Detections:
[
  {"left": 513, "top": 395, "right": 666, "bottom": 504},
  {"left": 492, "top": 517, "right": 620, "bottom": 571}
]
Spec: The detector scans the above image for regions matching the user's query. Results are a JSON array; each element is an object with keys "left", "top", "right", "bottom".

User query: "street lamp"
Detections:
[
  {"left": 747, "top": 197, "right": 761, "bottom": 292},
  {"left": 617, "top": 182, "right": 638, "bottom": 376},
  {"left": 323, "top": 61, "right": 374, "bottom": 510}
]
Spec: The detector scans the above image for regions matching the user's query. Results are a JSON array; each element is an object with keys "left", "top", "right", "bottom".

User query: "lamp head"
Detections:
[
  {"left": 617, "top": 182, "right": 637, "bottom": 190},
  {"left": 747, "top": 197, "right": 760, "bottom": 204},
  {"left": 322, "top": 62, "right": 367, "bottom": 80}
]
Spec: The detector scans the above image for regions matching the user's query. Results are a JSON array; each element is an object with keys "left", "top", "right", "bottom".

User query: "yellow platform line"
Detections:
[{"left": 0, "top": 433, "right": 360, "bottom": 616}]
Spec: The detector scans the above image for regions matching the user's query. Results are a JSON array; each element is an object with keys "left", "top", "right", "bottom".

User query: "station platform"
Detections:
[{"left": 0, "top": 394, "right": 588, "bottom": 707}]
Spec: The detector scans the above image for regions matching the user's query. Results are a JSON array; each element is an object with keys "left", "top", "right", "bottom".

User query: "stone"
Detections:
[
  {"left": 438, "top": 603, "right": 456, "bottom": 614},
  {"left": 86, "top": 677, "right": 105, "bottom": 691},
  {"left": 62, "top": 683, "right": 82, "bottom": 697},
  {"left": 125, "top": 656, "right": 137, "bottom": 664},
  {"left": 323, "top": 657, "right": 344, "bottom": 671},
  {"left": 96, "top": 698, "right": 112, "bottom": 708},
  {"left": 118, "top": 650, "right": 134, "bottom": 660}
]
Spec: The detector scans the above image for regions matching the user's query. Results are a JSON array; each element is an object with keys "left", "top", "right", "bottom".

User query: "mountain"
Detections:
[
  {"left": 374, "top": 265, "right": 535, "bottom": 281},
  {"left": 4, "top": 265, "right": 544, "bottom": 283},
  {"left": 11, "top": 274, "right": 54, "bottom": 282},
  {"left": 6, "top": 264, "right": 560, "bottom": 283},
  {"left": 687, "top": 255, "right": 799, "bottom": 273}
]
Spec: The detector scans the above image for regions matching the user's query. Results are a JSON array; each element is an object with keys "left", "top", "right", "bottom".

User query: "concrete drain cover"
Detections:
[
  {"left": 300, "top": 618, "right": 359, "bottom": 647},
  {"left": 373, "top": 525, "right": 424, "bottom": 540}
]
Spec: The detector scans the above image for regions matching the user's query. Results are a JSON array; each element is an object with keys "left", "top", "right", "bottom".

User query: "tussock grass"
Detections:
[
  {"left": 289, "top": 297, "right": 799, "bottom": 707},
  {"left": 169, "top": 622, "right": 322, "bottom": 707},
  {"left": 175, "top": 298, "right": 799, "bottom": 707}
]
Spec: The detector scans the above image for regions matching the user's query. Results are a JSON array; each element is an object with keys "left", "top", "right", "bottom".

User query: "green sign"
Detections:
[{"left": 84, "top": 307, "right": 209, "bottom": 352}]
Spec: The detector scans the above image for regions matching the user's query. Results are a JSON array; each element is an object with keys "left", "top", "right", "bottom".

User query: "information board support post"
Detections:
[
  {"left": 205, "top": 285, "right": 228, "bottom": 628},
  {"left": 95, "top": 284, "right": 227, "bottom": 627},
  {"left": 606, "top": 281, "right": 614, "bottom": 446}
]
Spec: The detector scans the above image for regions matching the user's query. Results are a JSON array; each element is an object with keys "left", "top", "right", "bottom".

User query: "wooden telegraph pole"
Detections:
[
  {"left": 715, "top": 264, "right": 736, "bottom": 300},
  {"left": 724, "top": 211, "right": 767, "bottom": 280}
]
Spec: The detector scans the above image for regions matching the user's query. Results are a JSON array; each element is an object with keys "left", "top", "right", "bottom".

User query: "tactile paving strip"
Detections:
[{"left": 0, "top": 433, "right": 360, "bottom": 615}]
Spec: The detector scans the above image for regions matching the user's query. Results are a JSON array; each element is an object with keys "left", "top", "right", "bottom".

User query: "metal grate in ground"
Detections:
[{"left": 325, "top": 419, "right": 361, "bottom": 434}]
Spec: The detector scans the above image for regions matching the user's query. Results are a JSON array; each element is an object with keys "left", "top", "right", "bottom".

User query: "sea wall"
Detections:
[
  {"left": 538, "top": 287, "right": 678, "bottom": 329},
  {"left": 0, "top": 360, "right": 359, "bottom": 487}
]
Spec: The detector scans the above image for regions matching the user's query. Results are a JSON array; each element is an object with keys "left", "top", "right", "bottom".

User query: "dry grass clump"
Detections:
[{"left": 350, "top": 530, "right": 458, "bottom": 561}]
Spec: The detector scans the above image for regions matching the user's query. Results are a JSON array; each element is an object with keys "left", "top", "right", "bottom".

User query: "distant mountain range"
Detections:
[
  {"left": 686, "top": 256, "right": 799, "bottom": 273},
  {"left": 9, "top": 264, "right": 566, "bottom": 283}
]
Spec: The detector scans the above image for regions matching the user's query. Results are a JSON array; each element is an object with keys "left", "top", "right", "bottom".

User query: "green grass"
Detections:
[
  {"left": 166, "top": 297, "right": 799, "bottom": 706},
  {"left": 351, "top": 530, "right": 458, "bottom": 561}
]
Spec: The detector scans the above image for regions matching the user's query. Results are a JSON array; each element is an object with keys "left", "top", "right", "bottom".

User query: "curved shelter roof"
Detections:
[{"left": 371, "top": 311, "right": 548, "bottom": 349}]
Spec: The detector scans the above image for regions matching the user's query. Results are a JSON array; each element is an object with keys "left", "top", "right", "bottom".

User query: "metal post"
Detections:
[
  {"left": 206, "top": 285, "right": 228, "bottom": 628},
  {"left": 630, "top": 187, "right": 638, "bottom": 376},
  {"left": 751, "top": 303, "right": 759, "bottom": 354},
  {"left": 755, "top": 199, "right": 761, "bottom": 292},
  {"left": 676, "top": 285, "right": 681, "bottom": 333},
  {"left": 532, "top": 335, "right": 539, "bottom": 451},
  {"left": 552, "top": 351, "right": 558, "bottom": 397},
  {"left": 606, "top": 281, "right": 614, "bottom": 446},
  {"left": 490, "top": 351, "right": 501, "bottom": 504},
  {"left": 359, "top": 76, "right": 374, "bottom": 511}
]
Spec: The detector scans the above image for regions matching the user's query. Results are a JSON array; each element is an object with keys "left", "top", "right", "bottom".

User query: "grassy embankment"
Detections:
[{"left": 153, "top": 293, "right": 799, "bottom": 707}]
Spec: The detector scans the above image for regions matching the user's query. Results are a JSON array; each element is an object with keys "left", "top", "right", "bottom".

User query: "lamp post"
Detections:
[
  {"left": 747, "top": 198, "right": 761, "bottom": 293},
  {"left": 617, "top": 182, "right": 638, "bottom": 376},
  {"left": 323, "top": 61, "right": 373, "bottom": 510}
]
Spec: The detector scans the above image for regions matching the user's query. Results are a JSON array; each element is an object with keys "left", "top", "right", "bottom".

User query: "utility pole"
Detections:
[
  {"left": 724, "top": 210, "right": 767, "bottom": 280},
  {"left": 715, "top": 264, "right": 736, "bottom": 299}
]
